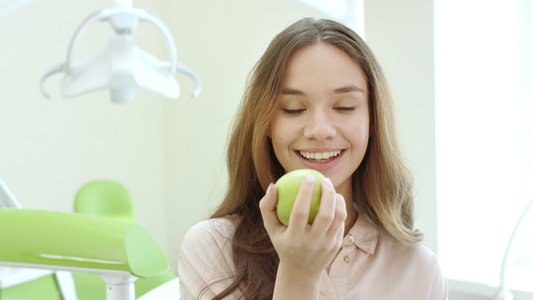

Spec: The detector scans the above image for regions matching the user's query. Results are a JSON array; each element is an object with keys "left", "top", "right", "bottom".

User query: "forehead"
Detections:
[{"left": 283, "top": 43, "right": 367, "bottom": 92}]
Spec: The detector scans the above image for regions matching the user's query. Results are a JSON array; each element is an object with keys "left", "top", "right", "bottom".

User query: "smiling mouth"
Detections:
[{"left": 298, "top": 150, "right": 342, "bottom": 162}]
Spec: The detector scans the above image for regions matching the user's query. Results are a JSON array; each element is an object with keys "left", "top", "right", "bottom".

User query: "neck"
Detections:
[
  {"left": 336, "top": 181, "right": 358, "bottom": 236},
  {"left": 344, "top": 203, "right": 358, "bottom": 236}
]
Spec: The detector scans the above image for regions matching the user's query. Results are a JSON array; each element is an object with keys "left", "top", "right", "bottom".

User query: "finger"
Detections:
[
  {"left": 326, "top": 193, "right": 347, "bottom": 241},
  {"left": 286, "top": 174, "right": 315, "bottom": 234},
  {"left": 309, "top": 178, "right": 337, "bottom": 236},
  {"left": 259, "top": 184, "right": 283, "bottom": 235}
]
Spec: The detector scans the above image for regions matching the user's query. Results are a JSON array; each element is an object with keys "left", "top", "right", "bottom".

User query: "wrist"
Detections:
[{"left": 273, "top": 263, "right": 322, "bottom": 300}]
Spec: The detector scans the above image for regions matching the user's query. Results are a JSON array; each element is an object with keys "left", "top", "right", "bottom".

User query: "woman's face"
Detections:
[{"left": 270, "top": 43, "right": 370, "bottom": 197}]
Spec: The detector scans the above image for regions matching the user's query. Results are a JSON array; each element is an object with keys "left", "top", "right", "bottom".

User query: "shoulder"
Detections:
[
  {"left": 378, "top": 233, "right": 448, "bottom": 296},
  {"left": 180, "top": 216, "right": 238, "bottom": 253},
  {"left": 378, "top": 231, "right": 439, "bottom": 265},
  {"left": 178, "top": 216, "right": 243, "bottom": 298},
  {"left": 178, "top": 217, "right": 238, "bottom": 287},
  {"left": 403, "top": 242, "right": 448, "bottom": 298},
  {"left": 375, "top": 234, "right": 448, "bottom": 298},
  {"left": 182, "top": 216, "right": 237, "bottom": 241},
  {"left": 351, "top": 214, "right": 437, "bottom": 263},
  {"left": 349, "top": 215, "right": 448, "bottom": 298}
]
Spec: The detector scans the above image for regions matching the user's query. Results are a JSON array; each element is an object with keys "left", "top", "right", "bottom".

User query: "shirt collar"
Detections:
[{"left": 345, "top": 213, "right": 379, "bottom": 254}]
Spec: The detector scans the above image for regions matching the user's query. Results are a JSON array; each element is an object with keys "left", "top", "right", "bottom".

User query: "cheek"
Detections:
[
  {"left": 270, "top": 116, "right": 298, "bottom": 145},
  {"left": 269, "top": 121, "right": 285, "bottom": 154},
  {"left": 348, "top": 118, "right": 371, "bottom": 146},
  {"left": 270, "top": 134, "right": 290, "bottom": 171},
  {"left": 359, "top": 123, "right": 371, "bottom": 140},
  {"left": 269, "top": 118, "right": 281, "bottom": 144},
  {"left": 270, "top": 122, "right": 301, "bottom": 165},
  {"left": 270, "top": 132, "right": 291, "bottom": 153}
]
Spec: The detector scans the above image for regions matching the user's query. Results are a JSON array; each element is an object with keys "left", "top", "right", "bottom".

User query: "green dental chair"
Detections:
[
  {"left": 0, "top": 209, "right": 178, "bottom": 300},
  {"left": 0, "top": 178, "right": 179, "bottom": 300},
  {"left": 74, "top": 180, "right": 135, "bottom": 223},
  {"left": 71, "top": 179, "right": 177, "bottom": 299}
]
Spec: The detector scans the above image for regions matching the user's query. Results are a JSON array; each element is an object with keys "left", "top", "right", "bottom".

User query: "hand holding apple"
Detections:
[{"left": 275, "top": 169, "right": 326, "bottom": 226}]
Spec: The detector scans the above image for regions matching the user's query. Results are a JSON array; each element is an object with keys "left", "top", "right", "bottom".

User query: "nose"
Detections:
[{"left": 303, "top": 109, "right": 336, "bottom": 141}]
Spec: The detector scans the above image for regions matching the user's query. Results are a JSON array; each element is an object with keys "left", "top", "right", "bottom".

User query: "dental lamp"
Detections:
[
  {"left": 493, "top": 198, "right": 533, "bottom": 300},
  {"left": 40, "top": 0, "right": 201, "bottom": 104}
]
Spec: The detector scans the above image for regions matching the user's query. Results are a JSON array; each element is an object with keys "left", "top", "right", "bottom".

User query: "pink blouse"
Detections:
[{"left": 178, "top": 214, "right": 448, "bottom": 299}]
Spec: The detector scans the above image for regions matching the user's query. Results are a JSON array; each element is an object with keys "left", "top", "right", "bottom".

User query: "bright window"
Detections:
[{"left": 436, "top": 0, "right": 533, "bottom": 294}]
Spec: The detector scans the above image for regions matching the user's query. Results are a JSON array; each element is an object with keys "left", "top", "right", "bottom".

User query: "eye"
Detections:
[
  {"left": 334, "top": 106, "right": 356, "bottom": 112},
  {"left": 282, "top": 108, "right": 306, "bottom": 115}
]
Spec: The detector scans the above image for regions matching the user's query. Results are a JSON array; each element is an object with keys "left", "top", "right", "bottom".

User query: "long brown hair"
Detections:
[{"left": 210, "top": 17, "right": 422, "bottom": 300}]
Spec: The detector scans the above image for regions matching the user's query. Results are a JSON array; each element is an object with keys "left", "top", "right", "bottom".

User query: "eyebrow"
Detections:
[
  {"left": 333, "top": 85, "right": 366, "bottom": 94},
  {"left": 281, "top": 84, "right": 366, "bottom": 96},
  {"left": 281, "top": 88, "right": 305, "bottom": 96}
]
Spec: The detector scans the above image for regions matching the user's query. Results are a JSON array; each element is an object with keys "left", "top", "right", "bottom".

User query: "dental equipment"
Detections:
[
  {"left": 0, "top": 209, "right": 171, "bottom": 300},
  {"left": 0, "top": 177, "right": 21, "bottom": 209},
  {"left": 493, "top": 198, "right": 533, "bottom": 300},
  {"left": 40, "top": 0, "right": 201, "bottom": 104},
  {"left": 0, "top": 177, "right": 179, "bottom": 299}
]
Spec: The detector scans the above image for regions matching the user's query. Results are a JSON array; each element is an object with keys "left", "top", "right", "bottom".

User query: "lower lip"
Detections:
[{"left": 296, "top": 150, "right": 344, "bottom": 172}]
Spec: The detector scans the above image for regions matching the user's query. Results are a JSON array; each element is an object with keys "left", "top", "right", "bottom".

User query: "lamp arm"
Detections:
[
  {"left": 64, "top": 8, "right": 179, "bottom": 79},
  {"left": 39, "top": 63, "right": 65, "bottom": 99},
  {"left": 136, "top": 9, "right": 177, "bottom": 74},
  {"left": 38, "top": 9, "right": 114, "bottom": 99},
  {"left": 137, "top": 9, "right": 202, "bottom": 97},
  {"left": 496, "top": 198, "right": 533, "bottom": 297},
  {"left": 64, "top": 9, "right": 114, "bottom": 75},
  {"left": 176, "top": 62, "right": 202, "bottom": 98}
]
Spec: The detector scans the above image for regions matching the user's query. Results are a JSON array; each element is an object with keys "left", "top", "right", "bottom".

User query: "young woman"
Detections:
[{"left": 178, "top": 18, "right": 448, "bottom": 300}]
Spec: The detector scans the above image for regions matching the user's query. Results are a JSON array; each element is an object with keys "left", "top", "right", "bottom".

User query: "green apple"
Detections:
[{"left": 275, "top": 169, "right": 326, "bottom": 226}]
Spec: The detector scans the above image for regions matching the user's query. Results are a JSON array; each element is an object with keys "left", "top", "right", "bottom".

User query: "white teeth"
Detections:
[{"left": 299, "top": 150, "right": 341, "bottom": 161}]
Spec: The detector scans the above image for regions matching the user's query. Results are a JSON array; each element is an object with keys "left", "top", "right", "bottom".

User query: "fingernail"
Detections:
[
  {"left": 265, "top": 183, "right": 273, "bottom": 195},
  {"left": 305, "top": 174, "right": 315, "bottom": 183},
  {"left": 324, "top": 178, "right": 333, "bottom": 187}
]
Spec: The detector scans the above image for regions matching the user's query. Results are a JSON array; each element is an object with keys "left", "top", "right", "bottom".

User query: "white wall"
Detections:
[{"left": 0, "top": 0, "right": 439, "bottom": 278}]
